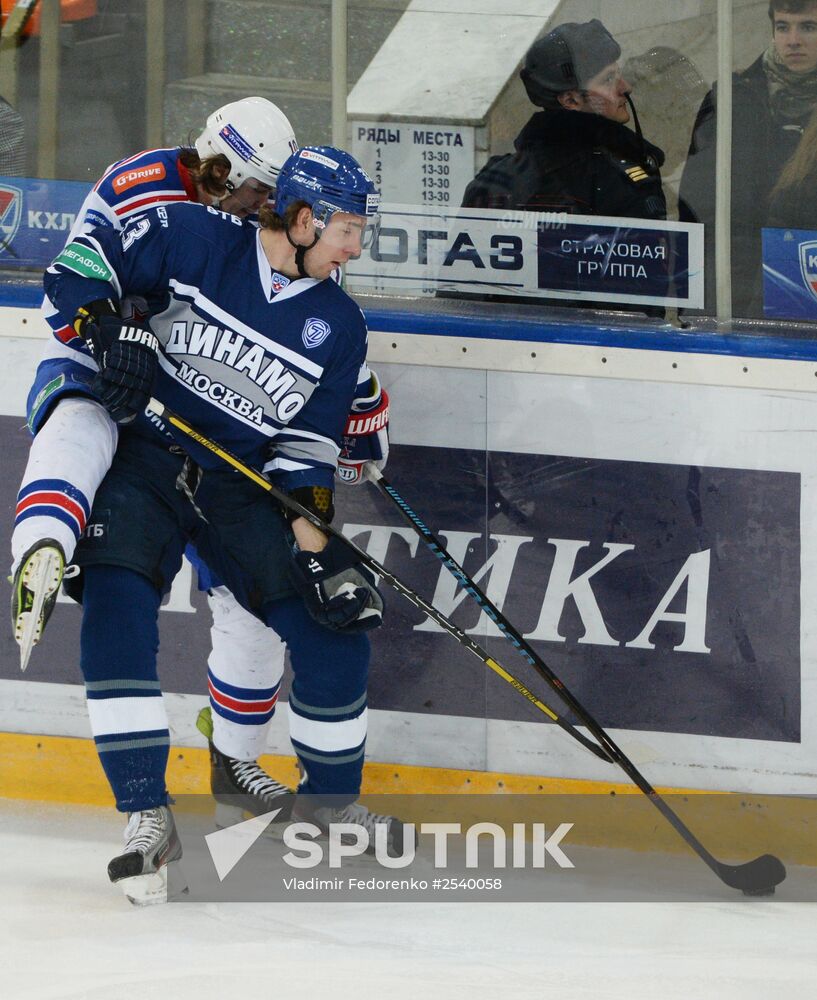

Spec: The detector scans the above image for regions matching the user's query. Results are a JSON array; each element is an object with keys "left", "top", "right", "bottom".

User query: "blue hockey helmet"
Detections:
[{"left": 275, "top": 146, "right": 380, "bottom": 247}]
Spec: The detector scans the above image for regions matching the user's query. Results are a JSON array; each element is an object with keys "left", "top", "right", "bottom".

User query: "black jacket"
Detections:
[
  {"left": 462, "top": 108, "right": 667, "bottom": 221},
  {"left": 678, "top": 55, "right": 809, "bottom": 317}
]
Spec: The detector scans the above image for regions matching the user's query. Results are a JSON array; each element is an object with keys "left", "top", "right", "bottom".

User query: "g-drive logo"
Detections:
[{"left": 205, "top": 808, "right": 575, "bottom": 880}]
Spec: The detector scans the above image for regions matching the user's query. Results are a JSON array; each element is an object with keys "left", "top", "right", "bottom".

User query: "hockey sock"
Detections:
[
  {"left": 12, "top": 398, "right": 117, "bottom": 571},
  {"left": 81, "top": 565, "right": 170, "bottom": 812},
  {"left": 263, "top": 597, "right": 370, "bottom": 797},
  {"left": 206, "top": 586, "right": 285, "bottom": 760}
]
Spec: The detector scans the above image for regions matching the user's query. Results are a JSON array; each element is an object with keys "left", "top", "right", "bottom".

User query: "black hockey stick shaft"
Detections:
[
  {"left": 366, "top": 466, "right": 610, "bottom": 762},
  {"left": 364, "top": 468, "right": 786, "bottom": 894},
  {"left": 146, "top": 398, "right": 608, "bottom": 763}
]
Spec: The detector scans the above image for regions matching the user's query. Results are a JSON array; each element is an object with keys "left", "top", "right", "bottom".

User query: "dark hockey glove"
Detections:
[
  {"left": 75, "top": 304, "right": 160, "bottom": 425},
  {"left": 336, "top": 369, "right": 390, "bottom": 486},
  {"left": 288, "top": 535, "right": 384, "bottom": 633}
]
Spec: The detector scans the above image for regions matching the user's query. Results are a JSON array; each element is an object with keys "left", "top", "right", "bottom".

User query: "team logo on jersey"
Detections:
[
  {"left": 0, "top": 184, "right": 22, "bottom": 257},
  {"left": 272, "top": 272, "right": 290, "bottom": 294},
  {"left": 112, "top": 162, "right": 166, "bottom": 193},
  {"left": 799, "top": 240, "right": 817, "bottom": 303},
  {"left": 220, "top": 124, "right": 255, "bottom": 163},
  {"left": 302, "top": 317, "right": 332, "bottom": 349}
]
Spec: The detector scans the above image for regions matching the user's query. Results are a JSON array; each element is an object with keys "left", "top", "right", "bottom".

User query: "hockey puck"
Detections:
[{"left": 742, "top": 886, "right": 776, "bottom": 897}]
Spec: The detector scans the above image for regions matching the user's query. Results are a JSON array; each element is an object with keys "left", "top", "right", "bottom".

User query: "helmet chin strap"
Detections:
[{"left": 286, "top": 228, "right": 319, "bottom": 278}]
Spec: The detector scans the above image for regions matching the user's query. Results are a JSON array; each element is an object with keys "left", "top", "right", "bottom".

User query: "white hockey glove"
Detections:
[{"left": 336, "top": 368, "right": 389, "bottom": 486}]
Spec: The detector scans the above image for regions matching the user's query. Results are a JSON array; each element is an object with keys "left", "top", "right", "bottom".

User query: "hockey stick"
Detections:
[
  {"left": 145, "top": 397, "right": 609, "bottom": 763},
  {"left": 363, "top": 466, "right": 786, "bottom": 895},
  {"left": 153, "top": 398, "right": 788, "bottom": 892},
  {"left": 366, "top": 464, "right": 599, "bottom": 719},
  {"left": 146, "top": 399, "right": 786, "bottom": 893}
]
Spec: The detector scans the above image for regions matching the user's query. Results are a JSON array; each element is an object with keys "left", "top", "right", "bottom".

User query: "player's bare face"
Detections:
[
  {"left": 305, "top": 212, "right": 368, "bottom": 279},
  {"left": 773, "top": 9, "right": 817, "bottom": 74},
  {"left": 220, "top": 179, "right": 273, "bottom": 218},
  {"left": 576, "top": 62, "right": 631, "bottom": 123}
]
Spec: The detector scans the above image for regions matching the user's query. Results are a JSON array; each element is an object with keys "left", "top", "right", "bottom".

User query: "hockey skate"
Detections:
[
  {"left": 196, "top": 707, "right": 294, "bottom": 829},
  {"left": 107, "top": 806, "right": 187, "bottom": 906},
  {"left": 11, "top": 539, "right": 65, "bottom": 672},
  {"left": 291, "top": 796, "right": 417, "bottom": 858}
]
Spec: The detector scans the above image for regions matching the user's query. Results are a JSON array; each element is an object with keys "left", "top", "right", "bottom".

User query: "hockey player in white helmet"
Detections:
[
  {"left": 193, "top": 96, "right": 298, "bottom": 217},
  {"left": 42, "top": 143, "right": 404, "bottom": 904},
  {"left": 11, "top": 98, "right": 390, "bottom": 856},
  {"left": 11, "top": 96, "right": 303, "bottom": 830},
  {"left": 13, "top": 95, "right": 297, "bottom": 654}
]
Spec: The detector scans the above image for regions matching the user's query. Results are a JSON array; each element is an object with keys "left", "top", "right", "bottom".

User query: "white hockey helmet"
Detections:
[{"left": 194, "top": 97, "right": 298, "bottom": 188}]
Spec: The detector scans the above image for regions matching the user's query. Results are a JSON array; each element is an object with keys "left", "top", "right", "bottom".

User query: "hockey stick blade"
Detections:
[
  {"left": 716, "top": 853, "right": 786, "bottom": 895},
  {"left": 365, "top": 467, "right": 788, "bottom": 895}
]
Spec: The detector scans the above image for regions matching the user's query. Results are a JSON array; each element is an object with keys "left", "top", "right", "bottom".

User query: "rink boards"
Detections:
[{"left": 1, "top": 305, "right": 817, "bottom": 798}]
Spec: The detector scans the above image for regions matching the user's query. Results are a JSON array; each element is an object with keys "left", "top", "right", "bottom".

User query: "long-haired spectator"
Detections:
[{"left": 768, "top": 105, "right": 817, "bottom": 226}]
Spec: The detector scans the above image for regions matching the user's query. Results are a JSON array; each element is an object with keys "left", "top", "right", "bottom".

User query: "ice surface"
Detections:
[{"left": 2, "top": 798, "right": 817, "bottom": 1000}]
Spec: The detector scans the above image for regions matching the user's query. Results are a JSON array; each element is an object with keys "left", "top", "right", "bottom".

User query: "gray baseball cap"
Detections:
[{"left": 521, "top": 20, "right": 622, "bottom": 108}]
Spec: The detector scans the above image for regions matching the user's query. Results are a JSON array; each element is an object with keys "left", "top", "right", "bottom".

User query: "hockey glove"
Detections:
[
  {"left": 336, "top": 369, "right": 389, "bottom": 486},
  {"left": 288, "top": 535, "right": 384, "bottom": 633},
  {"left": 76, "top": 305, "right": 160, "bottom": 425}
]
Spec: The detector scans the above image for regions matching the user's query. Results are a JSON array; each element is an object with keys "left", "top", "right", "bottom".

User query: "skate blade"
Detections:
[
  {"left": 15, "top": 548, "right": 64, "bottom": 672},
  {"left": 120, "top": 860, "right": 188, "bottom": 907}
]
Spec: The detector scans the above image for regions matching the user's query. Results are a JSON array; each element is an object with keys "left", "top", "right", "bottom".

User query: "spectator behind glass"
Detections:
[
  {"left": 462, "top": 20, "right": 667, "bottom": 222},
  {"left": 0, "top": 95, "right": 24, "bottom": 175},
  {"left": 768, "top": 104, "right": 817, "bottom": 228},
  {"left": 679, "top": 0, "right": 817, "bottom": 318}
]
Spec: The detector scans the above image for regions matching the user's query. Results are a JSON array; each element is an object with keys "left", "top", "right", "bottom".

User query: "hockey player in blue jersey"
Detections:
[
  {"left": 11, "top": 98, "right": 385, "bottom": 835},
  {"left": 12, "top": 97, "right": 298, "bottom": 687},
  {"left": 43, "top": 146, "right": 405, "bottom": 904}
]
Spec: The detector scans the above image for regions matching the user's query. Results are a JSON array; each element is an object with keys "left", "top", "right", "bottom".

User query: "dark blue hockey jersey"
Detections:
[
  {"left": 44, "top": 202, "right": 370, "bottom": 492},
  {"left": 40, "top": 148, "right": 199, "bottom": 354}
]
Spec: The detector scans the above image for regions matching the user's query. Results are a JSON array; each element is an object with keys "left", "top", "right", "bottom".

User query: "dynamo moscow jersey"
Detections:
[{"left": 44, "top": 202, "right": 370, "bottom": 492}]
